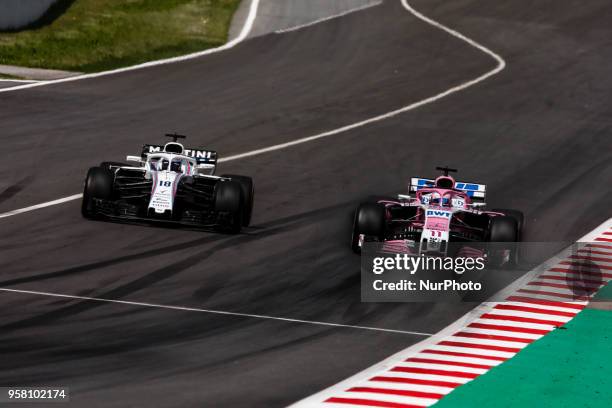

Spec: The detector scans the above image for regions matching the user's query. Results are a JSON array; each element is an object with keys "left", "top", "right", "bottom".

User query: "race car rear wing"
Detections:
[
  {"left": 409, "top": 178, "right": 486, "bottom": 200},
  {"left": 140, "top": 144, "right": 218, "bottom": 165}
]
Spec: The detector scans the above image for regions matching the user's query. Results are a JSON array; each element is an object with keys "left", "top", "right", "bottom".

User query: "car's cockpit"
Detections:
[
  {"left": 417, "top": 188, "right": 469, "bottom": 209},
  {"left": 148, "top": 154, "right": 196, "bottom": 176}
]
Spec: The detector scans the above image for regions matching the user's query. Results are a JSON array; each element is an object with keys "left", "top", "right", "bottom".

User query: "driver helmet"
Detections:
[
  {"left": 157, "top": 159, "right": 169, "bottom": 171},
  {"left": 170, "top": 159, "right": 182, "bottom": 173}
]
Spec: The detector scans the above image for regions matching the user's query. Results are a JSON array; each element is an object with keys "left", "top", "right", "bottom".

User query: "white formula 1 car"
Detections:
[{"left": 82, "top": 134, "right": 254, "bottom": 233}]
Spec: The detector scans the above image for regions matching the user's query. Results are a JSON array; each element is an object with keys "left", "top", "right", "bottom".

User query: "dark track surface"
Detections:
[
  {"left": 1, "top": 1, "right": 611, "bottom": 407},
  {"left": 0, "top": 81, "right": 27, "bottom": 90}
]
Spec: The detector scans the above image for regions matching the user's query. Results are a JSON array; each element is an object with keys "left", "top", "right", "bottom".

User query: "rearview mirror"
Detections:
[{"left": 126, "top": 155, "right": 142, "bottom": 163}]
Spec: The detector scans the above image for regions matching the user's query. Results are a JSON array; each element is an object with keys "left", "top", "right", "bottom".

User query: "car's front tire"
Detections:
[
  {"left": 488, "top": 216, "right": 518, "bottom": 242},
  {"left": 221, "top": 174, "right": 254, "bottom": 227},
  {"left": 487, "top": 215, "right": 519, "bottom": 266},
  {"left": 214, "top": 180, "right": 244, "bottom": 233},
  {"left": 492, "top": 208, "right": 524, "bottom": 239},
  {"left": 82, "top": 167, "right": 114, "bottom": 219},
  {"left": 351, "top": 203, "right": 386, "bottom": 253}
]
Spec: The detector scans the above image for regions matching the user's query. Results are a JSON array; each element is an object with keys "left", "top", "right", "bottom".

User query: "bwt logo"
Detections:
[{"left": 426, "top": 210, "right": 452, "bottom": 218}]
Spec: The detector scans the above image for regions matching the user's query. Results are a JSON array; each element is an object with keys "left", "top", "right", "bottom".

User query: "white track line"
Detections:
[
  {"left": 0, "top": 79, "right": 40, "bottom": 83},
  {"left": 0, "top": 0, "right": 506, "bottom": 220},
  {"left": 275, "top": 1, "right": 383, "bottom": 34},
  {"left": 0, "top": 194, "right": 82, "bottom": 219},
  {"left": 219, "top": 0, "right": 506, "bottom": 162},
  {"left": 0, "top": 0, "right": 261, "bottom": 94},
  {"left": 0, "top": 287, "right": 432, "bottom": 336}
]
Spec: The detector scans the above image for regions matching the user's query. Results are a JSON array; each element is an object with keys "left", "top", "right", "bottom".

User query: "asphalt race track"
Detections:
[
  {"left": 243, "top": 0, "right": 381, "bottom": 37},
  {"left": 1, "top": 0, "right": 611, "bottom": 407}
]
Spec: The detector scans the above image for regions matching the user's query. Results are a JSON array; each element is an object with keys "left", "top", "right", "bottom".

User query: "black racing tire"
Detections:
[
  {"left": 214, "top": 180, "right": 244, "bottom": 233},
  {"left": 487, "top": 215, "right": 519, "bottom": 267},
  {"left": 488, "top": 216, "right": 518, "bottom": 242},
  {"left": 82, "top": 167, "right": 114, "bottom": 219},
  {"left": 351, "top": 203, "right": 386, "bottom": 253},
  {"left": 221, "top": 174, "right": 254, "bottom": 227},
  {"left": 492, "top": 208, "right": 524, "bottom": 240}
]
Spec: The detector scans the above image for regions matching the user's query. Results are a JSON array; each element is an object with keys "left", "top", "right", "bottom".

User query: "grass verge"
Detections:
[
  {"left": 434, "top": 289, "right": 612, "bottom": 407},
  {"left": 0, "top": 0, "right": 241, "bottom": 72}
]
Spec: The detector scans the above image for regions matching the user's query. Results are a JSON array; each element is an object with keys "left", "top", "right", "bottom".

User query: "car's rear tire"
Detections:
[
  {"left": 351, "top": 203, "right": 386, "bottom": 253},
  {"left": 214, "top": 180, "right": 243, "bottom": 233},
  {"left": 221, "top": 174, "right": 254, "bottom": 227},
  {"left": 82, "top": 167, "right": 114, "bottom": 219},
  {"left": 492, "top": 208, "right": 524, "bottom": 239}
]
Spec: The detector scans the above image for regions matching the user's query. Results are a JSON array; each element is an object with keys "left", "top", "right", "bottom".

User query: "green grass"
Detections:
[
  {"left": 0, "top": 0, "right": 241, "bottom": 72},
  {"left": 434, "top": 307, "right": 612, "bottom": 408}
]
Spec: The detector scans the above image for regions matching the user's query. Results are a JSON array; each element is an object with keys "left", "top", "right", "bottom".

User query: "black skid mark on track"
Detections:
[
  {"left": 1, "top": 201, "right": 354, "bottom": 331},
  {"left": 0, "top": 200, "right": 354, "bottom": 287},
  {"left": 0, "top": 175, "right": 34, "bottom": 205},
  {"left": 0, "top": 234, "right": 219, "bottom": 287}
]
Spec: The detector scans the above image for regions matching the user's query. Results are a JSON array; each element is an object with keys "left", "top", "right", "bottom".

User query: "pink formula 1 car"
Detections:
[{"left": 351, "top": 167, "right": 523, "bottom": 255}]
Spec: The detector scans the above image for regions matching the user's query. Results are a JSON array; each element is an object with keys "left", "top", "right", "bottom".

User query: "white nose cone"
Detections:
[{"left": 149, "top": 171, "right": 181, "bottom": 214}]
